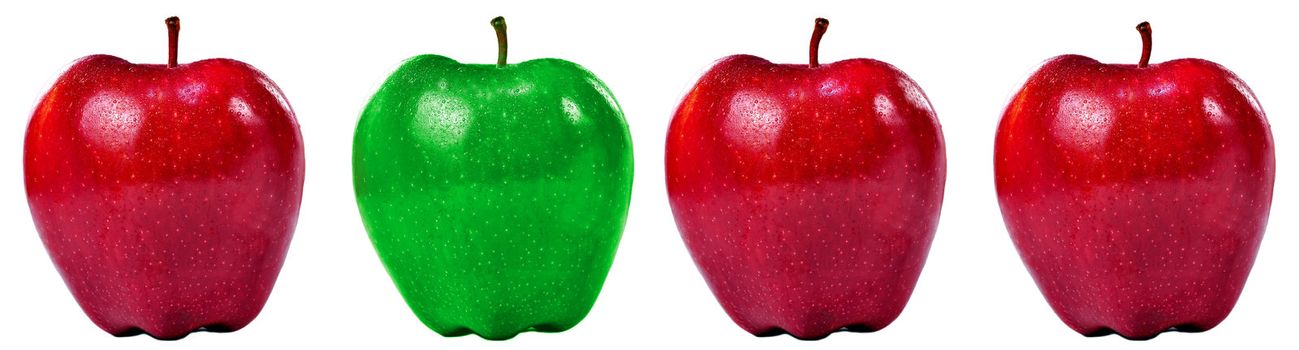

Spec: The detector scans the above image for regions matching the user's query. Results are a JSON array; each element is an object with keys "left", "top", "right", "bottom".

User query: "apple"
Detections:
[
  {"left": 666, "top": 18, "right": 945, "bottom": 339},
  {"left": 24, "top": 17, "right": 305, "bottom": 340},
  {"left": 994, "top": 22, "right": 1273, "bottom": 339},
  {"left": 353, "top": 16, "right": 633, "bottom": 340}
]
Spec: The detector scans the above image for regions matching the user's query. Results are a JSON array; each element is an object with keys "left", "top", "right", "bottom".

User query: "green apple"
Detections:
[{"left": 352, "top": 16, "right": 633, "bottom": 340}]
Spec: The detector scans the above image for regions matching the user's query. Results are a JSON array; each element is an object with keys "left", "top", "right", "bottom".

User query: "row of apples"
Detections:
[{"left": 24, "top": 17, "right": 1269, "bottom": 340}]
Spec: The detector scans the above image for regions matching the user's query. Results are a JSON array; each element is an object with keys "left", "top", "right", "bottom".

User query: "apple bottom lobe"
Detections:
[
  {"left": 757, "top": 325, "right": 880, "bottom": 339},
  {"left": 1055, "top": 278, "right": 1240, "bottom": 340},
  {"left": 383, "top": 246, "right": 609, "bottom": 341},
  {"left": 750, "top": 319, "right": 890, "bottom": 341},
  {"left": 429, "top": 320, "right": 577, "bottom": 341},
  {"left": 64, "top": 266, "right": 279, "bottom": 340},
  {"left": 1080, "top": 323, "right": 1210, "bottom": 341},
  {"left": 721, "top": 280, "right": 912, "bottom": 340},
  {"left": 1044, "top": 269, "right": 1242, "bottom": 340},
  {"left": 107, "top": 323, "right": 239, "bottom": 341}
]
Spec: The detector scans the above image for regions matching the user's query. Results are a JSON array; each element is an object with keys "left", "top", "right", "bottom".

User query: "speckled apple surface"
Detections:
[
  {"left": 666, "top": 19, "right": 946, "bottom": 340},
  {"left": 352, "top": 20, "right": 633, "bottom": 339},
  {"left": 24, "top": 51, "right": 305, "bottom": 339},
  {"left": 994, "top": 24, "right": 1273, "bottom": 340}
]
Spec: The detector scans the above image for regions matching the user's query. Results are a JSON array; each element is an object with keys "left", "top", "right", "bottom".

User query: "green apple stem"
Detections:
[
  {"left": 1136, "top": 21, "right": 1151, "bottom": 68},
  {"left": 165, "top": 16, "right": 180, "bottom": 68},
  {"left": 809, "top": 18, "right": 829, "bottom": 68},
  {"left": 492, "top": 16, "right": 507, "bottom": 68}
]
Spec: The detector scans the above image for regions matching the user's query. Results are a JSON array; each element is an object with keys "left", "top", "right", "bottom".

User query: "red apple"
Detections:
[
  {"left": 666, "top": 18, "right": 945, "bottom": 339},
  {"left": 994, "top": 22, "right": 1273, "bottom": 339},
  {"left": 24, "top": 17, "right": 304, "bottom": 340}
]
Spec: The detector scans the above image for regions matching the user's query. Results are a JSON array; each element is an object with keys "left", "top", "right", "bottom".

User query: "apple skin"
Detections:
[
  {"left": 666, "top": 54, "right": 945, "bottom": 339},
  {"left": 354, "top": 55, "right": 633, "bottom": 340},
  {"left": 994, "top": 55, "right": 1273, "bottom": 339},
  {"left": 24, "top": 55, "right": 305, "bottom": 340}
]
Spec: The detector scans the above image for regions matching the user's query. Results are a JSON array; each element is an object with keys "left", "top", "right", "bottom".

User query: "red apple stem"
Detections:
[
  {"left": 809, "top": 18, "right": 829, "bottom": 68},
  {"left": 165, "top": 16, "right": 180, "bottom": 68},
  {"left": 1136, "top": 21, "right": 1151, "bottom": 68},
  {"left": 491, "top": 16, "right": 507, "bottom": 68}
]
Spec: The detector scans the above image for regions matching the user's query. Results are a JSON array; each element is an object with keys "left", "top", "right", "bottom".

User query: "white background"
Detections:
[{"left": 0, "top": 0, "right": 1294, "bottom": 348}]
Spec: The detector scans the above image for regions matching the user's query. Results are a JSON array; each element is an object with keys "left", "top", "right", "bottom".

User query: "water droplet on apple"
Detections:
[
  {"left": 80, "top": 92, "right": 143, "bottom": 151},
  {"left": 724, "top": 91, "right": 785, "bottom": 152},
  {"left": 561, "top": 97, "right": 582, "bottom": 124},
  {"left": 1052, "top": 91, "right": 1114, "bottom": 151},
  {"left": 1202, "top": 97, "right": 1231, "bottom": 126},
  {"left": 413, "top": 92, "right": 471, "bottom": 148},
  {"left": 229, "top": 97, "right": 261, "bottom": 126},
  {"left": 874, "top": 94, "right": 901, "bottom": 126}
]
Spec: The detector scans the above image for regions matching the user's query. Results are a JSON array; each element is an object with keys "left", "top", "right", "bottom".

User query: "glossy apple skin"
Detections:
[
  {"left": 995, "top": 55, "right": 1273, "bottom": 339},
  {"left": 24, "top": 55, "right": 305, "bottom": 340},
  {"left": 354, "top": 55, "right": 633, "bottom": 340},
  {"left": 666, "top": 55, "right": 945, "bottom": 339}
]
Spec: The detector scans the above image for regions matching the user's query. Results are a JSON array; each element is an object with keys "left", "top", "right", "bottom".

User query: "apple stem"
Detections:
[
  {"left": 809, "top": 18, "right": 829, "bottom": 68},
  {"left": 165, "top": 16, "right": 180, "bottom": 68},
  {"left": 492, "top": 16, "right": 507, "bottom": 68},
  {"left": 1136, "top": 21, "right": 1151, "bottom": 68}
]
